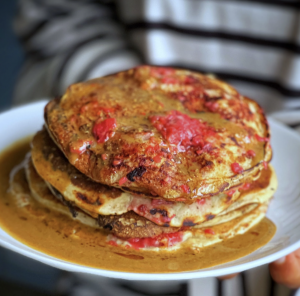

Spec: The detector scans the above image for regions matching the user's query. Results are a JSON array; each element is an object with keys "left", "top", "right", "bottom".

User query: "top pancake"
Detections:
[{"left": 45, "top": 66, "right": 271, "bottom": 201}]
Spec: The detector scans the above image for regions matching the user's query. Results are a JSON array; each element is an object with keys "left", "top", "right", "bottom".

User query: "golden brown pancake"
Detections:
[
  {"left": 24, "top": 156, "right": 179, "bottom": 238},
  {"left": 108, "top": 202, "right": 270, "bottom": 250},
  {"left": 108, "top": 167, "right": 277, "bottom": 250},
  {"left": 26, "top": 152, "right": 277, "bottom": 242},
  {"left": 45, "top": 66, "right": 271, "bottom": 201},
  {"left": 11, "top": 155, "right": 276, "bottom": 250},
  {"left": 31, "top": 129, "right": 258, "bottom": 227},
  {"left": 97, "top": 211, "right": 179, "bottom": 239}
]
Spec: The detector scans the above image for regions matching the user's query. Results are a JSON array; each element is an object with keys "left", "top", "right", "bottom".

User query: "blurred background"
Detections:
[
  {"left": 0, "top": 1, "right": 62, "bottom": 295},
  {"left": 0, "top": 1, "right": 22, "bottom": 112}
]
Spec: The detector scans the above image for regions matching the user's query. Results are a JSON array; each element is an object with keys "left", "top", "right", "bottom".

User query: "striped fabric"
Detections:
[
  {"left": 59, "top": 267, "right": 294, "bottom": 296},
  {"left": 13, "top": 0, "right": 300, "bottom": 115},
  {"left": 12, "top": 1, "right": 300, "bottom": 295},
  {"left": 13, "top": 0, "right": 141, "bottom": 104}
]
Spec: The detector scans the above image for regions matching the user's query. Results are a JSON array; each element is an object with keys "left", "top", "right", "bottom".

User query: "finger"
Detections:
[
  {"left": 269, "top": 249, "right": 300, "bottom": 289},
  {"left": 218, "top": 273, "right": 239, "bottom": 280}
]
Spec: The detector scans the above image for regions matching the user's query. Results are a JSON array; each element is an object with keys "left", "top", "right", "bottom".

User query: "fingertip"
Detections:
[{"left": 270, "top": 253, "right": 300, "bottom": 288}]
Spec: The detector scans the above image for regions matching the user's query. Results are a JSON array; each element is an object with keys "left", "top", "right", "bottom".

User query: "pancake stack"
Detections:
[{"left": 24, "top": 66, "right": 277, "bottom": 250}]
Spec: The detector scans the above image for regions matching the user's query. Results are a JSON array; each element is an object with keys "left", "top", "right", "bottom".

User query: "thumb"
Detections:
[{"left": 269, "top": 249, "right": 300, "bottom": 289}]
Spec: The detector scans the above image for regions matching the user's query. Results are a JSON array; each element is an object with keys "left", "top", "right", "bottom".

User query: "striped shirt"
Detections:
[{"left": 13, "top": 1, "right": 300, "bottom": 295}]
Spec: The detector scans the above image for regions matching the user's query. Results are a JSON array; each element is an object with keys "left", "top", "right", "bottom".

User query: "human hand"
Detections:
[
  {"left": 269, "top": 248, "right": 300, "bottom": 289},
  {"left": 219, "top": 248, "right": 300, "bottom": 288}
]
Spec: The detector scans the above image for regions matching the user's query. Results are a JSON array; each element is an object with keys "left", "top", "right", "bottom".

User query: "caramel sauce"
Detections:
[{"left": 0, "top": 139, "right": 276, "bottom": 273}]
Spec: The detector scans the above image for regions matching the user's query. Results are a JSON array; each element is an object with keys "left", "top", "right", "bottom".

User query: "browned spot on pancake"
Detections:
[
  {"left": 79, "top": 124, "right": 90, "bottom": 133},
  {"left": 206, "top": 214, "right": 215, "bottom": 221},
  {"left": 19, "top": 216, "right": 27, "bottom": 221},
  {"left": 126, "top": 166, "right": 147, "bottom": 182},
  {"left": 182, "top": 219, "right": 197, "bottom": 227},
  {"left": 71, "top": 174, "right": 121, "bottom": 198},
  {"left": 103, "top": 223, "right": 113, "bottom": 230},
  {"left": 219, "top": 182, "right": 229, "bottom": 193},
  {"left": 230, "top": 136, "right": 241, "bottom": 147},
  {"left": 76, "top": 192, "right": 101, "bottom": 205},
  {"left": 114, "top": 253, "right": 144, "bottom": 260},
  {"left": 251, "top": 231, "right": 259, "bottom": 236},
  {"left": 149, "top": 208, "right": 168, "bottom": 217},
  {"left": 204, "top": 160, "right": 213, "bottom": 167},
  {"left": 197, "top": 157, "right": 215, "bottom": 171}
]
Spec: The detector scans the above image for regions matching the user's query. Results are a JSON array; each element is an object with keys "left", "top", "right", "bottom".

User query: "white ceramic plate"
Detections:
[{"left": 0, "top": 101, "right": 299, "bottom": 281}]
